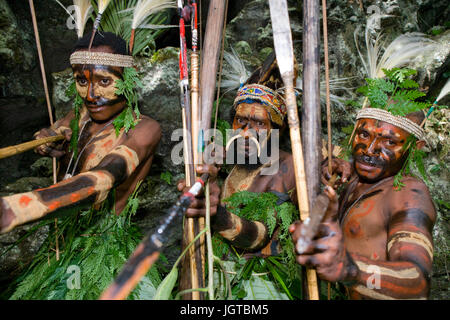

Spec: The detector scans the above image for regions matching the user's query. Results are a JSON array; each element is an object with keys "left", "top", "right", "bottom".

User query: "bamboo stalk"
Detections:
[
  {"left": 302, "top": 0, "right": 321, "bottom": 300},
  {"left": 302, "top": 0, "right": 322, "bottom": 211},
  {"left": 0, "top": 135, "right": 64, "bottom": 160},
  {"left": 284, "top": 77, "right": 320, "bottom": 300}
]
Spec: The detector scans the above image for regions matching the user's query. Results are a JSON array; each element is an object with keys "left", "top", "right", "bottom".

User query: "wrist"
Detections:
[{"left": 211, "top": 204, "right": 231, "bottom": 232}]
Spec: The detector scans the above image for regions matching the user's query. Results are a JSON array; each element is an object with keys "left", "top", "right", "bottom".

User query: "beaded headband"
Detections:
[
  {"left": 70, "top": 51, "right": 135, "bottom": 68},
  {"left": 234, "top": 84, "right": 286, "bottom": 126},
  {"left": 356, "top": 108, "right": 430, "bottom": 145}
]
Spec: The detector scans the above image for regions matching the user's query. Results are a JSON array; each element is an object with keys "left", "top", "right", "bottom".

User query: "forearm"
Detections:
[
  {"left": 1, "top": 145, "right": 140, "bottom": 233},
  {"left": 345, "top": 253, "right": 429, "bottom": 300},
  {"left": 211, "top": 205, "right": 269, "bottom": 250},
  {"left": 0, "top": 169, "right": 113, "bottom": 233}
]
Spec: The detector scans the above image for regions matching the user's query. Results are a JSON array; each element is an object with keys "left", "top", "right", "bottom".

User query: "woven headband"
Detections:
[
  {"left": 356, "top": 108, "right": 430, "bottom": 145},
  {"left": 70, "top": 51, "right": 135, "bottom": 68},
  {"left": 234, "top": 84, "right": 286, "bottom": 126}
]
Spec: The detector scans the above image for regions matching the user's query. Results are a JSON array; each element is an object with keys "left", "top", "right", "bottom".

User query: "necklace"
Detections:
[{"left": 63, "top": 118, "right": 115, "bottom": 180}]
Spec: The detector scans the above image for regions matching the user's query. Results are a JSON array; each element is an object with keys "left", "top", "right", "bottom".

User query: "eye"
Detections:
[
  {"left": 386, "top": 139, "right": 396, "bottom": 146},
  {"left": 77, "top": 78, "right": 88, "bottom": 86},
  {"left": 256, "top": 121, "right": 265, "bottom": 127},
  {"left": 358, "top": 130, "right": 369, "bottom": 139},
  {"left": 237, "top": 117, "right": 246, "bottom": 125},
  {"left": 100, "top": 78, "right": 111, "bottom": 86}
]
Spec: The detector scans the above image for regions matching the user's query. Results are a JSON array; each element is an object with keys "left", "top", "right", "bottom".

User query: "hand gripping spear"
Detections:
[
  {"left": 178, "top": 0, "right": 226, "bottom": 300},
  {"left": 268, "top": 0, "right": 320, "bottom": 300},
  {"left": 177, "top": 0, "right": 205, "bottom": 300}
]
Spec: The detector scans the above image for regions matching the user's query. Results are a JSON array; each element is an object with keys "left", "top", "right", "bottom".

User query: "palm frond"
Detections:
[
  {"left": 98, "top": 0, "right": 173, "bottom": 56},
  {"left": 130, "top": 0, "right": 176, "bottom": 30},
  {"left": 436, "top": 78, "right": 450, "bottom": 103}
]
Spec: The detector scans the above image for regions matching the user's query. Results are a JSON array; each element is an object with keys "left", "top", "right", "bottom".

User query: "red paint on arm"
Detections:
[{"left": 19, "top": 195, "right": 32, "bottom": 208}]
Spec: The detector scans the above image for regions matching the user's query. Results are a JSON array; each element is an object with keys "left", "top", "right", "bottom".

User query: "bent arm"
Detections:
[
  {"left": 347, "top": 182, "right": 436, "bottom": 299},
  {"left": 211, "top": 205, "right": 269, "bottom": 251}
]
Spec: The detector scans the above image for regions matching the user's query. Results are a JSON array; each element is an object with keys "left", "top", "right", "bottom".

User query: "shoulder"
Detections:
[
  {"left": 278, "top": 150, "right": 294, "bottom": 169},
  {"left": 120, "top": 116, "right": 162, "bottom": 158},
  {"left": 387, "top": 176, "right": 436, "bottom": 229},
  {"left": 129, "top": 116, "right": 161, "bottom": 143}
]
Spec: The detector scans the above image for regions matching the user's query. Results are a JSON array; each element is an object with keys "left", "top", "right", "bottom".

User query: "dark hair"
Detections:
[
  {"left": 405, "top": 110, "right": 426, "bottom": 126},
  {"left": 71, "top": 32, "right": 128, "bottom": 55}
]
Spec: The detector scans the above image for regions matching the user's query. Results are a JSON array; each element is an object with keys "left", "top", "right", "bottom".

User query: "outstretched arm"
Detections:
[{"left": 0, "top": 119, "right": 161, "bottom": 234}]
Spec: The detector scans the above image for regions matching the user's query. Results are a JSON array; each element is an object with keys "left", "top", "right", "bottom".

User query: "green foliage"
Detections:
[
  {"left": 393, "top": 136, "right": 428, "bottom": 189},
  {"left": 65, "top": 81, "right": 83, "bottom": 158},
  {"left": 160, "top": 171, "right": 172, "bottom": 185},
  {"left": 153, "top": 267, "right": 178, "bottom": 300},
  {"left": 113, "top": 67, "right": 143, "bottom": 135},
  {"left": 7, "top": 185, "right": 163, "bottom": 300},
  {"left": 357, "top": 68, "right": 432, "bottom": 116},
  {"left": 212, "top": 191, "right": 301, "bottom": 299}
]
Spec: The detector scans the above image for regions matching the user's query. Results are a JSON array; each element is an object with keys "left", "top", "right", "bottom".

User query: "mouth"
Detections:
[
  {"left": 85, "top": 104, "right": 107, "bottom": 113},
  {"left": 355, "top": 160, "right": 379, "bottom": 172},
  {"left": 354, "top": 155, "right": 386, "bottom": 172}
]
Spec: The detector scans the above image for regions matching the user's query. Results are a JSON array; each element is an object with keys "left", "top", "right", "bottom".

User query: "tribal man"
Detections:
[
  {"left": 178, "top": 53, "right": 300, "bottom": 299},
  {"left": 0, "top": 31, "right": 161, "bottom": 234},
  {"left": 290, "top": 101, "right": 436, "bottom": 299},
  {"left": 0, "top": 32, "right": 163, "bottom": 299}
]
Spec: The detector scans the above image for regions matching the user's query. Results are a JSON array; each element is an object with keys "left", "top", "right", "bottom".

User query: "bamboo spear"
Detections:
[
  {"left": 179, "top": 0, "right": 227, "bottom": 300},
  {"left": 268, "top": 0, "right": 319, "bottom": 300},
  {"left": 178, "top": 0, "right": 202, "bottom": 300},
  {"left": 0, "top": 135, "right": 64, "bottom": 160}
]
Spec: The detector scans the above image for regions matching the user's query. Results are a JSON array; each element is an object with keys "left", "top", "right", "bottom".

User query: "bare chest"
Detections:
[
  {"left": 63, "top": 123, "right": 124, "bottom": 177},
  {"left": 221, "top": 166, "right": 283, "bottom": 200},
  {"left": 341, "top": 191, "right": 389, "bottom": 260}
]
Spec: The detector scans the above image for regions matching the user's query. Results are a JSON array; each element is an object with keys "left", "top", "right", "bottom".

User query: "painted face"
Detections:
[
  {"left": 71, "top": 48, "right": 127, "bottom": 122},
  {"left": 231, "top": 102, "right": 272, "bottom": 158},
  {"left": 352, "top": 118, "right": 411, "bottom": 182}
]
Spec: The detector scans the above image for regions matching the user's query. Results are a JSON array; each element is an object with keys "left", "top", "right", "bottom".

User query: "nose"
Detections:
[
  {"left": 240, "top": 123, "right": 258, "bottom": 140},
  {"left": 367, "top": 137, "right": 381, "bottom": 155},
  {"left": 86, "top": 82, "right": 99, "bottom": 102}
]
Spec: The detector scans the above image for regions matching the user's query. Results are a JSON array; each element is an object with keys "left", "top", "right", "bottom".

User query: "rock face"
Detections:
[{"left": 0, "top": 0, "right": 449, "bottom": 299}]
